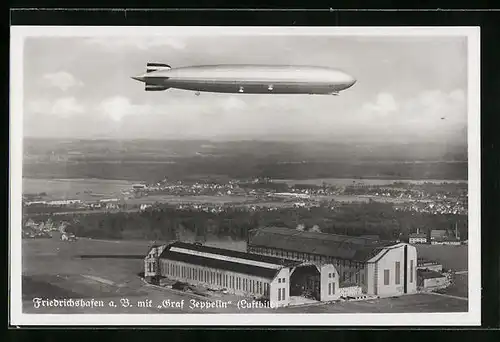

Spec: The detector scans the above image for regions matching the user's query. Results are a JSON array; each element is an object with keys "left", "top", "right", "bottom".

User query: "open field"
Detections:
[
  {"left": 416, "top": 245, "right": 468, "bottom": 271},
  {"left": 316, "top": 195, "right": 411, "bottom": 203},
  {"left": 445, "top": 274, "right": 469, "bottom": 298},
  {"left": 278, "top": 293, "right": 467, "bottom": 313},
  {"left": 20, "top": 238, "right": 467, "bottom": 314},
  {"left": 127, "top": 195, "right": 250, "bottom": 205}
]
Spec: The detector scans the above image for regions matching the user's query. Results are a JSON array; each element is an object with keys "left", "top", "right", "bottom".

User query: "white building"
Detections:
[
  {"left": 409, "top": 233, "right": 428, "bottom": 244},
  {"left": 144, "top": 242, "right": 342, "bottom": 308},
  {"left": 140, "top": 204, "right": 153, "bottom": 211},
  {"left": 99, "top": 198, "right": 119, "bottom": 203},
  {"left": 26, "top": 201, "right": 47, "bottom": 206},
  {"left": 47, "top": 199, "right": 82, "bottom": 206},
  {"left": 61, "top": 233, "right": 77, "bottom": 241},
  {"left": 271, "top": 193, "right": 311, "bottom": 199},
  {"left": 431, "top": 237, "right": 461, "bottom": 245},
  {"left": 248, "top": 227, "right": 418, "bottom": 297}
]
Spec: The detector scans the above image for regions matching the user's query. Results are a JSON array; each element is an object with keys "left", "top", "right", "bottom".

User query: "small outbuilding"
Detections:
[{"left": 417, "top": 269, "right": 448, "bottom": 290}]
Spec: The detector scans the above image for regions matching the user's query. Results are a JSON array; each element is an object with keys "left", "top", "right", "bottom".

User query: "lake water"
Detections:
[{"left": 22, "top": 178, "right": 140, "bottom": 200}]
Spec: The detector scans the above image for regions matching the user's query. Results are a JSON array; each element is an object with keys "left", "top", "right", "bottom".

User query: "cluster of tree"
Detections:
[{"left": 41, "top": 202, "right": 468, "bottom": 242}]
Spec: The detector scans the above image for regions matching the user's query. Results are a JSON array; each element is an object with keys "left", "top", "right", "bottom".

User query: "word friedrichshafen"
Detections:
[{"left": 32, "top": 298, "right": 105, "bottom": 309}]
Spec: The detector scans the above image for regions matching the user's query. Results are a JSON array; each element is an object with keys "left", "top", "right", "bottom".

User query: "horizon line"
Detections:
[{"left": 21, "top": 136, "right": 468, "bottom": 145}]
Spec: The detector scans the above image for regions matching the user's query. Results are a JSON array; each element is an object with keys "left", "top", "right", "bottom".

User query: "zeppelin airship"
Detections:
[{"left": 131, "top": 63, "right": 356, "bottom": 96}]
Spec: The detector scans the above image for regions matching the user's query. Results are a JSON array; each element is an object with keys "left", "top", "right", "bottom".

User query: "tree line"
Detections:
[{"left": 33, "top": 202, "right": 469, "bottom": 242}]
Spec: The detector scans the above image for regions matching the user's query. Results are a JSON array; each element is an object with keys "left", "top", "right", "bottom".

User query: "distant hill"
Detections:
[
  {"left": 23, "top": 138, "right": 467, "bottom": 162},
  {"left": 22, "top": 138, "right": 468, "bottom": 182}
]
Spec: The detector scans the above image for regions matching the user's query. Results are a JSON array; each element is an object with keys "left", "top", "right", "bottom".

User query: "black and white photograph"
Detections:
[{"left": 9, "top": 26, "right": 481, "bottom": 326}]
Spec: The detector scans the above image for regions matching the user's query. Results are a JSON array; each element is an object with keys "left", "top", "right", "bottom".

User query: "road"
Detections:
[
  {"left": 427, "top": 292, "right": 467, "bottom": 301},
  {"left": 26, "top": 208, "right": 140, "bottom": 217}
]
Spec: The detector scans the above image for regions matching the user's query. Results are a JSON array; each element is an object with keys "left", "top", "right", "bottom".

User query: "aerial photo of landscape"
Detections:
[
  {"left": 17, "top": 30, "right": 473, "bottom": 318},
  {"left": 22, "top": 139, "right": 469, "bottom": 314}
]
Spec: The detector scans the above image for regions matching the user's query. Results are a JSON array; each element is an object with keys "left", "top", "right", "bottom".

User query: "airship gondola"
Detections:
[{"left": 132, "top": 63, "right": 356, "bottom": 95}]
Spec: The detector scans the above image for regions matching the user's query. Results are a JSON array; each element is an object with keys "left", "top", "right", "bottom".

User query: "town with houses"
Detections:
[{"left": 23, "top": 177, "right": 468, "bottom": 216}]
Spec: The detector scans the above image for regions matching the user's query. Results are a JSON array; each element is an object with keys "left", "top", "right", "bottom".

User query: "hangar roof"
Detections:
[
  {"left": 169, "top": 241, "right": 299, "bottom": 266},
  {"left": 248, "top": 227, "right": 396, "bottom": 262},
  {"left": 159, "top": 241, "right": 300, "bottom": 279},
  {"left": 418, "top": 269, "right": 446, "bottom": 279}
]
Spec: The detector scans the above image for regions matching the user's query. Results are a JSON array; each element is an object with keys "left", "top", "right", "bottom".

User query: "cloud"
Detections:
[
  {"left": 356, "top": 88, "right": 466, "bottom": 142},
  {"left": 84, "top": 36, "right": 186, "bottom": 51},
  {"left": 404, "top": 89, "right": 466, "bottom": 123},
  {"left": 221, "top": 97, "right": 247, "bottom": 111},
  {"left": 97, "top": 96, "right": 139, "bottom": 122},
  {"left": 361, "top": 89, "right": 465, "bottom": 121},
  {"left": 97, "top": 95, "right": 177, "bottom": 122},
  {"left": 97, "top": 94, "right": 252, "bottom": 124},
  {"left": 449, "top": 89, "right": 466, "bottom": 102},
  {"left": 27, "top": 97, "right": 85, "bottom": 118},
  {"left": 42, "top": 71, "right": 84, "bottom": 91},
  {"left": 362, "top": 93, "right": 398, "bottom": 116}
]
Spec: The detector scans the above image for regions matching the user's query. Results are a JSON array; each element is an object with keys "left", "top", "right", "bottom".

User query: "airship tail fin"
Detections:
[{"left": 146, "top": 63, "right": 171, "bottom": 73}]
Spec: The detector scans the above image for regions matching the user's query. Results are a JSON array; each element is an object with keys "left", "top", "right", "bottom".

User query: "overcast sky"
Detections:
[{"left": 23, "top": 35, "right": 468, "bottom": 144}]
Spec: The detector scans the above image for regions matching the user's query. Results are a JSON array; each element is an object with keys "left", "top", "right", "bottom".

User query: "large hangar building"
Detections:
[
  {"left": 144, "top": 241, "right": 341, "bottom": 307},
  {"left": 247, "top": 227, "right": 418, "bottom": 297}
]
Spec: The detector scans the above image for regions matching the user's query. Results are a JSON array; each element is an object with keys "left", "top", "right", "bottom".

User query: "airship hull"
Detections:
[
  {"left": 133, "top": 64, "right": 356, "bottom": 95},
  {"left": 155, "top": 80, "right": 345, "bottom": 94}
]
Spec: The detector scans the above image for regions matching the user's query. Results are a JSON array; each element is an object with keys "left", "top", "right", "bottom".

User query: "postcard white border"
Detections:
[{"left": 9, "top": 26, "right": 481, "bottom": 326}]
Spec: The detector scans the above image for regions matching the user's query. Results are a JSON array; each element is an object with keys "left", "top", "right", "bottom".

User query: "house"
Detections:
[
  {"left": 417, "top": 258, "right": 443, "bottom": 272},
  {"left": 140, "top": 204, "right": 153, "bottom": 211},
  {"left": 61, "top": 233, "right": 77, "bottom": 242},
  {"left": 430, "top": 230, "right": 447, "bottom": 241},
  {"left": 104, "top": 203, "right": 118, "bottom": 210},
  {"left": 431, "top": 237, "right": 461, "bottom": 245},
  {"left": 409, "top": 233, "right": 428, "bottom": 244},
  {"left": 47, "top": 199, "right": 82, "bottom": 206}
]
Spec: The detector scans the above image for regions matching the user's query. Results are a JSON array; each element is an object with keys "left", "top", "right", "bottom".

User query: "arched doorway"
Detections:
[{"left": 290, "top": 264, "right": 321, "bottom": 301}]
